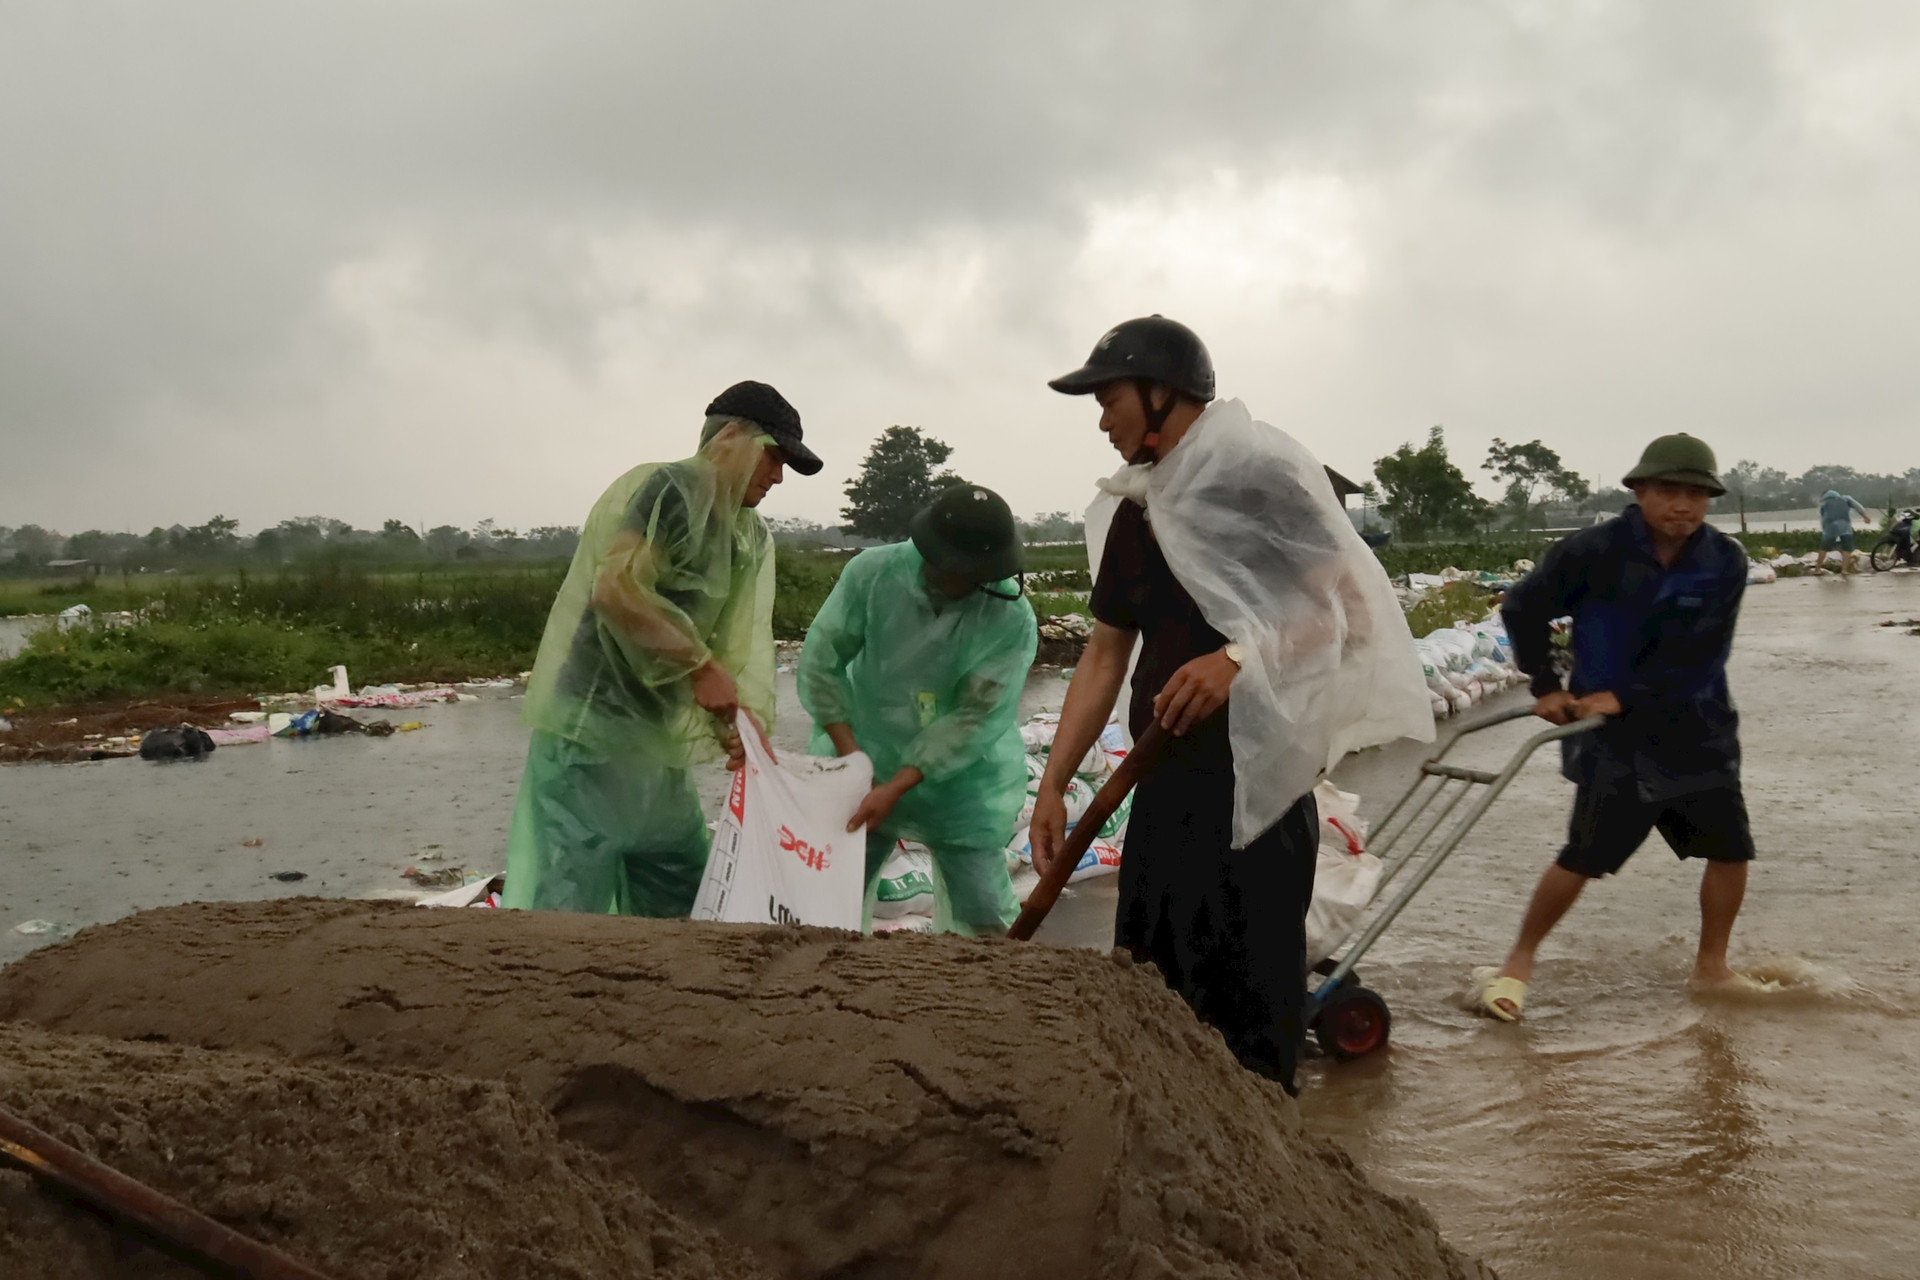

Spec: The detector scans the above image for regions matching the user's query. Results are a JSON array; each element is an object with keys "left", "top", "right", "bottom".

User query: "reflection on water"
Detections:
[{"left": 1297, "top": 579, "right": 1920, "bottom": 1279}]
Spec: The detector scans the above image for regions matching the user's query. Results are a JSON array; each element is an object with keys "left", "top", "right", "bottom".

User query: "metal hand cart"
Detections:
[{"left": 1304, "top": 704, "right": 1603, "bottom": 1060}]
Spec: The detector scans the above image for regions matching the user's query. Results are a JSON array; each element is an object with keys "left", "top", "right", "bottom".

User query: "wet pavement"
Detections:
[{"left": 4, "top": 574, "right": 1920, "bottom": 1276}]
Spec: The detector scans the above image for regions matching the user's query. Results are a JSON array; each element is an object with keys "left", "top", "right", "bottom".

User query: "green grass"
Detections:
[
  {"left": 1402, "top": 581, "right": 1495, "bottom": 639},
  {"left": 0, "top": 565, "right": 564, "bottom": 708}
]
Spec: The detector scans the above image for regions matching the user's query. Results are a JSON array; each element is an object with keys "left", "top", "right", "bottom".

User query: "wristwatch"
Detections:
[{"left": 1222, "top": 642, "right": 1245, "bottom": 668}]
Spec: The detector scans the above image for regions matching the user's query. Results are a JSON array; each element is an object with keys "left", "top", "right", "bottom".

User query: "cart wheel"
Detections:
[
  {"left": 1871, "top": 540, "right": 1899, "bottom": 572},
  {"left": 1313, "top": 985, "right": 1392, "bottom": 1061}
]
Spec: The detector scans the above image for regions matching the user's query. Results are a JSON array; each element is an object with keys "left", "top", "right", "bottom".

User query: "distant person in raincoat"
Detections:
[
  {"left": 505, "top": 381, "right": 823, "bottom": 916},
  {"left": 1813, "top": 488, "right": 1872, "bottom": 576},
  {"left": 798, "top": 485, "right": 1039, "bottom": 936}
]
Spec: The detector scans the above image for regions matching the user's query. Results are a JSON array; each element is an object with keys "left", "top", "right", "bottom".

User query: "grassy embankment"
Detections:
[
  {"left": 0, "top": 546, "right": 1095, "bottom": 710},
  {"left": 0, "top": 528, "right": 1866, "bottom": 710}
]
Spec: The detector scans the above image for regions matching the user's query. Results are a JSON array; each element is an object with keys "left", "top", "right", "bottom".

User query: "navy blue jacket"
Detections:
[{"left": 1501, "top": 506, "right": 1748, "bottom": 801}]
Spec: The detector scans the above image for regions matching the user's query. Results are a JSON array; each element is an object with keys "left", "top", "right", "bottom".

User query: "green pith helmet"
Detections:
[
  {"left": 910, "top": 485, "right": 1023, "bottom": 585},
  {"left": 1622, "top": 433, "right": 1725, "bottom": 496}
]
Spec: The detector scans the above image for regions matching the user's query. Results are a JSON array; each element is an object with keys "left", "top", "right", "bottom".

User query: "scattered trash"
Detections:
[
  {"left": 1747, "top": 561, "right": 1778, "bottom": 585},
  {"left": 333, "top": 685, "right": 459, "bottom": 709},
  {"left": 139, "top": 726, "right": 218, "bottom": 762},
  {"left": 413, "top": 844, "right": 447, "bottom": 862},
  {"left": 207, "top": 725, "right": 270, "bottom": 747},
  {"left": 401, "top": 866, "right": 468, "bottom": 888},
  {"left": 242, "top": 838, "right": 263, "bottom": 848},
  {"left": 228, "top": 710, "right": 268, "bottom": 724},
  {"left": 1038, "top": 613, "right": 1093, "bottom": 641},
  {"left": 13, "top": 920, "right": 58, "bottom": 936},
  {"left": 314, "top": 664, "right": 353, "bottom": 704},
  {"left": 397, "top": 721, "right": 425, "bottom": 732},
  {"left": 415, "top": 873, "right": 504, "bottom": 909},
  {"left": 0, "top": 716, "right": 10, "bottom": 733},
  {"left": 57, "top": 603, "right": 92, "bottom": 632},
  {"left": 270, "top": 871, "right": 308, "bottom": 882}
]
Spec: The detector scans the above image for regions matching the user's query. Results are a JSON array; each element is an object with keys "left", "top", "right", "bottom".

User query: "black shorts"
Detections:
[{"left": 1556, "top": 782, "right": 1755, "bottom": 879}]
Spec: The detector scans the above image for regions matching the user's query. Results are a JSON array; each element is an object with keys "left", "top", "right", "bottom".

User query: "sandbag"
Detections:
[
  {"left": 1307, "top": 781, "right": 1383, "bottom": 964},
  {"left": 692, "top": 712, "right": 873, "bottom": 929}
]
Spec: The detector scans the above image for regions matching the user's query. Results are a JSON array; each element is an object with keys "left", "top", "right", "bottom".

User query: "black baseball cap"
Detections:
[{"left": 705, "top": 381, "right": 822, "bottom": 476}]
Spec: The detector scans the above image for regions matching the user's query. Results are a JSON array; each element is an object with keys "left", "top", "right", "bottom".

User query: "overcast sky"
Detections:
[{"left": 4, "top": 1, "right": 1918, "bottom": 534}]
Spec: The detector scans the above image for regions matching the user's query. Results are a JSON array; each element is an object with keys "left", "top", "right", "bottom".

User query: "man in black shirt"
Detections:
[{"left": 1030, "top": 316, "right": 1324, "bottom": 1093}]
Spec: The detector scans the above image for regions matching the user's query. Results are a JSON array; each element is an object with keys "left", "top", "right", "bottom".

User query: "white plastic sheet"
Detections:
[
  {"left": 1087, "top": 399, "right": 1434, "bottom": 846},
  {"left": 691, "top": 712, "right": 873, "bottom": 929}
]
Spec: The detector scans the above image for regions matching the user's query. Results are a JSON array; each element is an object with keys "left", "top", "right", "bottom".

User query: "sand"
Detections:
[
  {"left": 0, "top": 1021, "right": 768, "bottom": 1280},
  {"left": 0, "top": 899, "right": 1495, "bottom": 1280}
]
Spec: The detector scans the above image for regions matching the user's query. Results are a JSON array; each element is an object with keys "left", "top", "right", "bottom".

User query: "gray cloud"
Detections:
[{"left": 2, "top": 0, "right": 1916, "bottom": 531}]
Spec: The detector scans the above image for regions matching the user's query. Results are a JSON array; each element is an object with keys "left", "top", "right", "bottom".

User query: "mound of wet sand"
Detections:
[
  {"left": 1, "top": 900, "right": 1495, "bottom": 1280},
  {"left": 0, "top": 1022, "right": 766, "bottom": 1280}
]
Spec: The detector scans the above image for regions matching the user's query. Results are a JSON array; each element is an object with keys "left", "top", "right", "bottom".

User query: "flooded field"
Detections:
[{"left": 4, "top": 575, "right": 1919, "bottom": 1277}]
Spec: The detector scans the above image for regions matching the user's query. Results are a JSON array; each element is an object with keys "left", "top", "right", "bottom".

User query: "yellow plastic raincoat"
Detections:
[{"left": 506, "top": 423, "right": 777, "bottom": 915}]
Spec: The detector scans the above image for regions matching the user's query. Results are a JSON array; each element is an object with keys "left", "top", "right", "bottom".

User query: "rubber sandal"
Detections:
[{"left": 1476, "top": 973, "right": 1527, "bottom": 1022}]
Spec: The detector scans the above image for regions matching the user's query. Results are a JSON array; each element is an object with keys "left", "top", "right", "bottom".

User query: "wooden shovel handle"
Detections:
[
  {"left": 1008, "top": 721, "right": 1170, "bottom": 942},
  {"left": 0, "top": 1103, "right": 341, "bottom": 1280}
]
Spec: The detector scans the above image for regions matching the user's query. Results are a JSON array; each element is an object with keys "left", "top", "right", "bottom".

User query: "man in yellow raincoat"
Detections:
[
  {"left": 799, "top": 485, "right": 1039, "bottom": 936},
  {"left": 505, "top": 382, "right": 822, "bottom": 915}
]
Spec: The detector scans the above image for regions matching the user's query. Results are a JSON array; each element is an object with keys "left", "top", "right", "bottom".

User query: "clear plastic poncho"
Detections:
[
  {"left": 798, "top": 542, "right": 1038, "bottom": 851},
  {"left": 1086, "top": 398, "right": 1434, "bottom": 847},
  {"left": 522, "top": 423, "right": 777, "bottom": 767}
]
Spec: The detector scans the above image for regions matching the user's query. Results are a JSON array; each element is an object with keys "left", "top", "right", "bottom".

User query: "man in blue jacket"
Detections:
[{"left": 1478, "top": 434, "right": 1753, "bottom": 1021}]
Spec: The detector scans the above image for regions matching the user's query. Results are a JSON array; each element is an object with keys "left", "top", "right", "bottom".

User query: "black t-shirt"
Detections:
[{"left": 1090, "top": 500, "right": 1234, "bottom": 770}]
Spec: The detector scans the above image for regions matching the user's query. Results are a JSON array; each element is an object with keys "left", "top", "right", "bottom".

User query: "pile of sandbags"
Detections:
[
  {"left": 871, "top": 712, "right": 1131, "bottom": 931},
  {"left": 1412, "top": 616, "right": 1525, "bottom": 718}
]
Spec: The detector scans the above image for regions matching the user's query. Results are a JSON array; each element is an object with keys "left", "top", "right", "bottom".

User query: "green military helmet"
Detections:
[
  {"left": 910, "top": 485, "right": 1024, "bottom": 586},
  {"left": 1622, "top": 433, "right": 1726, "bottom": 496}
]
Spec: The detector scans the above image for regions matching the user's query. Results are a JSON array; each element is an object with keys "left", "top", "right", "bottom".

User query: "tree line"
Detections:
[
  {"left": 9, "top": 424, "right": 1913, "bottom": 571},
  {"left": 0, "top": 517, "right": 583, "bottom": 574}
]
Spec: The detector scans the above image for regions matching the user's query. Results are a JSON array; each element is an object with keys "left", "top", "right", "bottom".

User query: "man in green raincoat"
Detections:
[
  {"left": 799, "top": 485, "right": 1039, "bottom": 936},
  {"left": 505, "top": 381, "right": 823, "bottom": 916}
]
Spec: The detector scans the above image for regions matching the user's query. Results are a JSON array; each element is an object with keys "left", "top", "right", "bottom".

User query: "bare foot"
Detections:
[{"left": 1690, "top": 961, "right": 1739, "bottom": 985}]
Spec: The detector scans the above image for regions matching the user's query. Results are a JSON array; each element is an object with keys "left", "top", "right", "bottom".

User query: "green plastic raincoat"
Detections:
[
  {"left": 799, "top": 542, "right": 1038, "bottom": 933},
  {"left": 506, "top": 423, "right": 777, "bottom": 916}
]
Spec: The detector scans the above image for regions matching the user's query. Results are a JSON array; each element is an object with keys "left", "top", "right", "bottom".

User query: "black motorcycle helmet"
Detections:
[
  {"left": 1047, "top": 315, "right": 1216, "bottom": 402},
  {"left": 1049, "top": 316, "right": 1214, "bottom": 463}
]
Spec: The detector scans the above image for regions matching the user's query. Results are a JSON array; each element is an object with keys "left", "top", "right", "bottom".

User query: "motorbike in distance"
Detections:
[{"left": 1870, "top": 510, "right": 1920, "bottom": 572}]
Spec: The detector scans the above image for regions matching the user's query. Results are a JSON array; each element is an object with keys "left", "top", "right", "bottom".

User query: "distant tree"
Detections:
[
  {"left": 840, "top": 426, "right": 969, "bottom": 542},
  {"left": 6, "top": 524, "right": 59, "bottom": 567},
  {"left": 1374, "top": 427, "right": 1487, "bottom": 541},
  {"left": 380, "top": 519, "right": 421, "bottom": 543},
  {"left": 1018, "top": 511, "right": 1083, "bottom": 544},
  {"left": 424, "top": 525, "right": 468, "bottom": 559},
  {"left": 1482, "top": 438, "right": 1591, "bottom": 531},
  {"left": 524, "top": 525, "right": 581, "bottom": 558}
]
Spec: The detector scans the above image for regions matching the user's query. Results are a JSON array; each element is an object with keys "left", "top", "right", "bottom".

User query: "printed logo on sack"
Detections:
[
  {"left": 728, "top": 769, "right": 746, "bottom": 822},
  {"left": 778, "top": 826, "right": 831, "bottom": 872}
]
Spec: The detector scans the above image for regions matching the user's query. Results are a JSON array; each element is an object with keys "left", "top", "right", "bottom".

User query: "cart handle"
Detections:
[{"left": 1314, "top": 713, "right": 1604, "bottom": 999}]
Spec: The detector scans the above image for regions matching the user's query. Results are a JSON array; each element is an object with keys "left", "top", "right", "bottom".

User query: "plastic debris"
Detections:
[
  {"left": 270, "top": 871, "right": 308, "bottom": 882},
  {"left": 242, "top": 838, "right": 263, "bottom": 848},
  {"left": 139, "top": 726, "right": 218, "bottom": 762},
  {"left": 13, "top": 920, "right": 58, "bottom": 936},
  {"left": 402, "top": 865, "right": 468, "bottom": 888},
  {"left": 397, "top": 721, "right": 425, "bottom": 732}
]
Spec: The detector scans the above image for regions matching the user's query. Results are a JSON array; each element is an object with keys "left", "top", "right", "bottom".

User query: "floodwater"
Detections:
[
  {"left": 0, "top": 615, "right": 42, "bottom": 660},
  {"left": 3, "top": 576, "right": 1919, "bottom": 1277}
]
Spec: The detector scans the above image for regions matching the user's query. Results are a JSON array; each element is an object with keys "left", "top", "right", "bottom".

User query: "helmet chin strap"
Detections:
[{"left": 1129, "top": 379, "right": 1179, "bottom": 466}]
